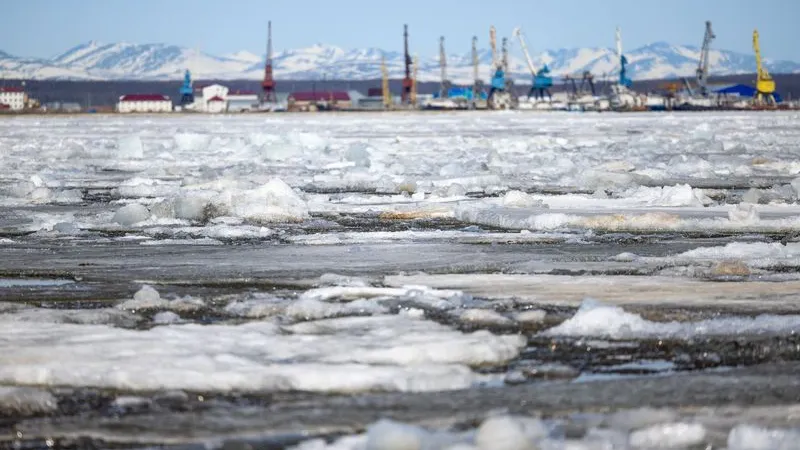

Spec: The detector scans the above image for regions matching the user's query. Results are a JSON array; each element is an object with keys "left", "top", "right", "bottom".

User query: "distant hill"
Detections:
[{"left": 1, "top": 39, "right": 799, "bottom": 83}]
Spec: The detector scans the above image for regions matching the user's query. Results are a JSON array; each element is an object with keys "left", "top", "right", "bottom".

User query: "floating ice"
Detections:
[
  {"left": 0, "top": 314, "right": 524, "bottom": 393},
  {"left": 727, "top": 424, "right": 800, "bottom": 450},
  {"left": 117, "top": 135, "right": 144, "bottom": 159},
  {"left": 628, "top": 423, "right": 706, "bottom": 449},
  {"left": 113, "top": 203, "right": 150, "bottom": 226},
  {"left": 173, "top": 133, "right": 211, "bottom": 151},
  {"left": 541, "top": 299, "right": 800, "bottom": 340},
  {"left": 230, "top": 178, "right": 310, "bottom": 223},
  {"left": 0, "top": 387, "right": 57, "bottom": 417}
]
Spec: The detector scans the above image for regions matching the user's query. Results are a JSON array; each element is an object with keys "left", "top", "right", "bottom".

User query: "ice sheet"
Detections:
[{"left": 0, "top": 310, "right": 525, "bottom": 393}]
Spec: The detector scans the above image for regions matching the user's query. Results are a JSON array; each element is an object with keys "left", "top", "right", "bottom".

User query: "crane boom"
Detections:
[
  {"left": 696, "top": 21, "right": 715, "bottom": 95},
  {"left": 472, "top": 36, "right": 479, "bottom": 84},
  {"left": 512, "top": 27, "right": 537, "bottom": 76},
  {"left": 489, "top": 26, "right": 498, "bottom": 67},
  {"left": 439, "top": 36, "right": 448, "bottom": 97}
]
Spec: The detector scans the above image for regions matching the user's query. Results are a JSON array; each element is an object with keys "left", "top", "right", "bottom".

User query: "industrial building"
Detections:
[
  {"left": 192, "top": 84, "right": 229, "bottom": 112},
  {"left": 0, "top": 87, "right": 26, "bottom": 111},
  {"left": 206, "top": 96, "right": 226, "bottom": 113},
  {"left": 287, "top": 91, "right": 351, "bottom": 111},
  {"left": 117, "top": 94, "right": 173, "bottom": 113},
  {"left": 227, "top": 90, "right": 259, "bottom": 112}
]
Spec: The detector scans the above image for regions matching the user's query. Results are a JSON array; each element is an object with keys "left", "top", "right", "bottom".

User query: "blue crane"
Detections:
[
  {"left": 179, "top": 69, "right": 194, "bottom": 105},
  {"left": 616, "top": 28, "right": 633, "bottom": 88},
  {"left": 513, "top": 27, "right": 552, "bottom": 101}
]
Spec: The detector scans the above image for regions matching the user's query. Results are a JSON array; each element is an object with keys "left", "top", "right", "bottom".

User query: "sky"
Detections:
[{"left": 2, "top": 0, "right": 798, "bottom": 60}]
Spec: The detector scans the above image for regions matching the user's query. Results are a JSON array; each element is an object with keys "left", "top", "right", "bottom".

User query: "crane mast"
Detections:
[
  {"left": 501, "top": 37, "right": 509, "bottom": 74},
  {"left": 472, "top": 36, "right": 479, "bottom": 84},
  {"left": 401, "top": 24, "right": 413, "bottom": 105},
  {"left": 696, "top": 21, "right": 715, "bottom": 96},
  {"left": 439, "top": 36, "right": 451, "bottom": 98},
  {"left": 752, "top": 29, "right": 776, "bottom": 105},
  {"left": 489, "top": 26, "right": 498, "bottom": 68},
  {"left": 411, "top": 54, "right": 419, "bottom": 106},
  {"left": 471, "top": 36, "right": 483, "bottom": 102},
  {"left": 615, "top": 26, "right": 632, "bottom": 88},
  {"left": 261, "top": 21, "right": 277, "bottom": 103}
]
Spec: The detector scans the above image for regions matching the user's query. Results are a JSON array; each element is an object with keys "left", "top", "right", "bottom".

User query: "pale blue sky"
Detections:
[{"left": 2, "top": 0, "right": 798, "bottom": 60}]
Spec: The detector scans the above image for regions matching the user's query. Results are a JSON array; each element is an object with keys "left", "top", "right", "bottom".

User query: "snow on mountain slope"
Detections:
[{"left": 1, "top": 40, "right": 798, "bottom": 82}]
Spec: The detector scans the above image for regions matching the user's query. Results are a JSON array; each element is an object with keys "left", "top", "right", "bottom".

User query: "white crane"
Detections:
[
  {"left": 512, "top": 27, "right": 538, "bottom": 77},
  {"left": 439, "top": 36, "right": 451, "bottom": 98}
]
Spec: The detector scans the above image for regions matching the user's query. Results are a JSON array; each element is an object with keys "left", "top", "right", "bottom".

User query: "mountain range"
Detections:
[{"left": 1, "top": 40, "right": 799, "bottom": 84}]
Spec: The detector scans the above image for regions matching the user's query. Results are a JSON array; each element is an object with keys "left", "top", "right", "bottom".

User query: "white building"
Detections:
[
  {"left": 192, "top": 84, "right": 229, "bottom": 112},
  {"left": 227, "top": 90, "right": 259, "bottom": 112},
  {"left": 0, "top": 87, "right": 26, "bottom": 111},
  {"left": 206, "top": 96, "right": 226, "bottom": 113},
  {"left": 117, "top": 94, "right": 173, "bottom": 113}
]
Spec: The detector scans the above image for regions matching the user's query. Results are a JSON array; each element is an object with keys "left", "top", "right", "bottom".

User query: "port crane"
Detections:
[
  {"left": 411, "top": 54, "right": 419, "bottom": 106},
  {"left": 179, "top": 69, "right": 194, "bottom": 106},
  {"left": 261, "top": 21, "right": 277, "bottom": 104},
  {"left": 439, "top": 36, "right": 452, "bottom": 98},
  {"left": 513, "top": 27, "right": 552, "bottom": 101},
  {"left": 616, "top": 27, "right": 633, "bottom": 89},
  {"left": 752, "top": 29, "right": 776, "bottom": 105},
  {"left": 487, "top": 26, "right": 513, "bottom": 110},
  {"left": 401, "top": 24, "right": 413, "bottom": 105},
  {"left": 381, "top": 55, "right": 391, "bottom": 109},
  {"left": 471, "top": 36, "right": 485, "bottom": 105},
  {"left": 696, "top": 21, "right": 715, "bottom": 96}
]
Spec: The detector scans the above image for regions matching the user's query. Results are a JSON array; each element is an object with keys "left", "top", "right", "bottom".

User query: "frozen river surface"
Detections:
[{"left": 2, "top": 111, "right": 800, "bottom": 449}]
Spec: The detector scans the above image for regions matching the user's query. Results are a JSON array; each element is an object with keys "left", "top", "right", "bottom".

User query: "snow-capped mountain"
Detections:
[{"left": 1, "top": 40, "right": 798, "bottom": 83}]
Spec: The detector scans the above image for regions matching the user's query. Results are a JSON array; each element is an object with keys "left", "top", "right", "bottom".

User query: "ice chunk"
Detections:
[
  {"left": 458, "top": 309, "right": 514, "bottom": 327},
  {"left": 345, "top": 143, "right": 372, "bottom": 168},
  {"left": 0, "top": 387, "right": 57, "bottom": 416},
  {"left": 727, "top": 424, "right": 800, "bottom": 450},
  {"left": 365, "top": 419, "right": 426, "bottom": 450},
  {"left": 514, "top": 310, "right": 546, "bottom": 324},
  {"left": 541, "top": 299, "right": 800, "bottom": 340},
  {"left": 474, "top": 415, "right": 541, "bottom": 450},
  {"left": 728, "top": 203, "right": 760, "bottom": 224},
  {"left": 117, "top": 135, "right": 144, "bottom": 159},
  {"left": 113, "top": 203, "right": 150, "bottom": 226},
  {"left": 173, "top": 133, "right": 211, "bottom": 151},
  {"left": 502, "top": 190, "right": 545, "bottom": 208},
  {"left": 231, "top": 178, "right": 310, "bottom": 223},
  {"left": 153, "top": 311, "right": 182, "bottom": 325},
  {"left": 628, "top": 423, "right": 706, "bottom": 448},
  {"left": 117, "top": 285, "right": 166, "bottom": 310},
  {"left": 54, "top": 189, "right": 83, "bottom": 204}
]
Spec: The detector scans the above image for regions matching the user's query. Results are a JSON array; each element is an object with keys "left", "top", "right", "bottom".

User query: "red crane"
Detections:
[
  {"left": 401, "top": 24, "right": 413, "bottom": 105},
  {"left": 262, "top": 21, "right": 277, "bottom": 103}
]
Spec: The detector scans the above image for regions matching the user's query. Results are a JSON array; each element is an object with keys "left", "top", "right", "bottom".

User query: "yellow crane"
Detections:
[
  {"left": 752, "top": 29, "right": 776, "bottom": 105},
  {"left": 381, "top": 55, "right": 391, "bottom": 109}
]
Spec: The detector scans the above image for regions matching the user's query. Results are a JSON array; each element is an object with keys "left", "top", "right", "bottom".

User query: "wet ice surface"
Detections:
[{"left": 2, "top": 112, "right": 800, "bottom": 448}]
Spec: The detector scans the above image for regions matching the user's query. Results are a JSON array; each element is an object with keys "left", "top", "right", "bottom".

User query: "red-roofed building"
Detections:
[
  {"left": 117, "top": 94, "right": 172, "bottom": 113},
  {"left": 0, "top": 86, "right": 26, "bottom": 111},
  {"left": 287, "top": 91, "right": 351, "bottom": 111},
  {"left": 206, "top": 95, "right": 226, "bottom": 113}
]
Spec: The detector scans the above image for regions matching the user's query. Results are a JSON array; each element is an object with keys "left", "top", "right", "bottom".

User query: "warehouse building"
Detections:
[
  {"left": 0, "top": 87, "right": 26, "bottom": 111},
  {"left": 227, "top": 90, "right": 259, "bottom": 112},
  {"left": 287, "top": 91, "right": 351, "bottom": 111},
  {"left": 117, "top": 94, "right": 173, "bottom": 113}
]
